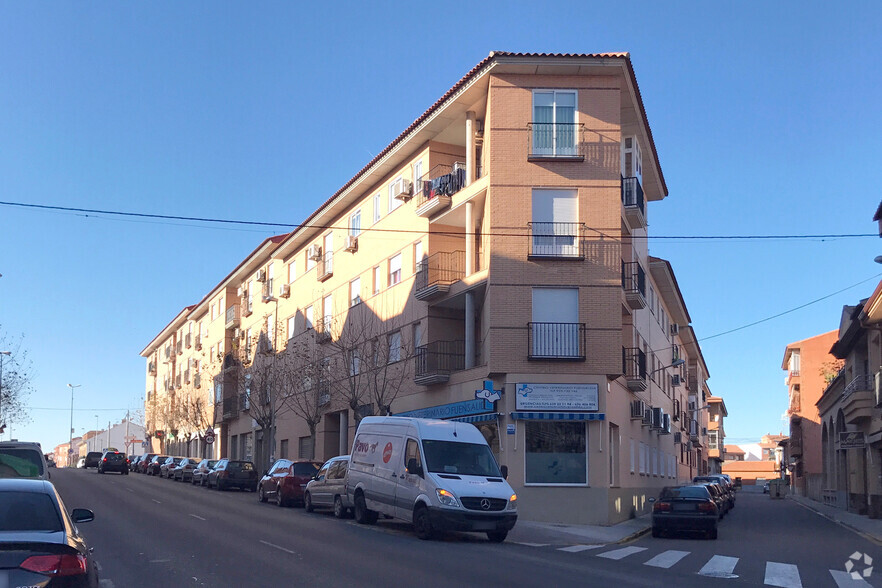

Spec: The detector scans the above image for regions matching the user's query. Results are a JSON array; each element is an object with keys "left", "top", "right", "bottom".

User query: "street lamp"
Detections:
[
  {"left": 68, "top": 384, "right": 81, "bottom": 467},
  {"left": 0, "top": 351, "right": 11, "bottom": 437}
]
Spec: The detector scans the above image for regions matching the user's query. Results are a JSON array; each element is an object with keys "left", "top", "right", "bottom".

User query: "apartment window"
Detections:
[
  {"left": 388, "top": 331, "right": 402, "bottom": 363},
  {"left": 373, "top": 193, "right": 381, "bottom": 223},
  {"left": 288, "top": 260, "right": 296, "bottom": 283},
  {"left": 305, "top": 305, "right": 314, "bottom": 330},
  {"left": 350, "top": 210, "right": 362, "bottom": 237},
  {"left": 299, "top": 436, "right": 314, "bottom": 459},
  {"left": 245, "top": 329, "right": 252, "bottom": 361},
  {"left": 211, "top": 302, "right": 217, "bottom": 320},
  {"left": 531, "top": 288, "right": 580, "bottom": 358},
  {"left": 307, "top": 249, "right": 316, "bottom": 271},
  {"left": 525, "top": 421, "right": 586, "bottom": 485},
  {"left": 350, "top": 278, "right": 361, "bottom": 306},
  {"left": 388, "top": 254, "right": 402, "bottom": 286},
  {"left": 219, "top": 296, "right": 224, "bottom": 314},
  {"left": 412, "top": 322, "right": 422, "bottom": 349},
  {"left": 210, "top": 345, "right": 215, "bottom": 362},
  {"left": 349, "top": 349, "right": 360, "bottom": 376},
  {"left": 630, "top": 439, "right": 636, "bottom": 474},
  {"left": 322, "top": 294, "right": 333, "bottom": 331},
  {"left": 389, "top": 178, "right": 403, "bottom": 212},
  {"left": 373, "top": 266, "right": 381, "bottom": 294},
  {"left": 218, "top": 340, "right": 224, "bottom": 357},
  {"left": 652, "top": 447, "right": 658, "bottom": 476},
  {"left": 266, "top": 315, "right": 275, "bottom": 350},
  {"left": 532, "top": 90, "right": 577, "bottom": 157},
  {"left": 279, "top": 439, "right": 289, "bottom": 460},
  {"left": 287, "top": 316, "right": 296, "bottom": 340},
  {"left": 639, "top": 442, "right": 646, "bottom": 474},
  {"left": 413, "top": 160, "right": 423, "bottom": 194},
  {"left": 246, "top": 282, "right": 254, "bottom": 313},
  {"left": 230, "top": 435, "right": 238, "bottom": 460},
  {"left": 531, "top": 189, "right": 578, "bottom": 257},
  {"left": 413, "top": 241, "right": 423, "bottom": 273},
  {"left": 267, "top": 264, "right": 274, "bottom": 298}
]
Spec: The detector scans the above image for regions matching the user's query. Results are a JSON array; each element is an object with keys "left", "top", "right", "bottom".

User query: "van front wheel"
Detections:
[
  {"left": 413, "top": 506, "right": 435, "bottom": 540},
  {"left": 354, "top": 493, "right": 378, "bottom": 525}
]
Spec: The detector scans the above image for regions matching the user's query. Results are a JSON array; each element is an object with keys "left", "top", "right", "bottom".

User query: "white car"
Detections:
[{"left": 77, "top": 457, "right": 86, "bottom": 468}]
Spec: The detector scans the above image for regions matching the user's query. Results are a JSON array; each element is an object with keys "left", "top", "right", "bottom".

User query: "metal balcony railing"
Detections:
[
  {"left": 622, "top": 260, "right": 647, "bottom": 310},
  {"left": 843, "top": 374, "right": 873, "bottom": 398},
  {"left": 315, "top": 317, "right": 332, "bottom": 343},
  {"left": 415, "top": 251, "right": 466, "bottom": 299},
  {"left": 221, "top": 396, "right": 239, "bottom": 420},
  {"left": 318, "top": 252, "right": 333, "bottom": 282},
  {"left": 528, "top": 323, "right": 586, "bottom": 361},
  {"left": 528, "top": 122, "right": 585, "bottom": 160},
  {"left": 414, "top": 164, "right": 466, "bottom": 208},
  {"left": 623, "top": 347, "right": 647, "bottom": 387},
  {"left": 225, "top": 304, "right": 240, "bottom": 329},
  {"left": 528, "top": 222, "right": 585, "bottom": 258},
  {"left": 414, "top": 340, "right": 466, "bottom": 384},
  {"left": 621, "top": 176, "right": 644, "bottom": 214}
]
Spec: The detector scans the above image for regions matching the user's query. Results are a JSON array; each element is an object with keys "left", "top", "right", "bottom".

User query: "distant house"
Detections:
[
  {"left": 724, "top": 445, "right": 745, "bottom": 461},
  {"left": 722, "top": 459, "right": 779, "bottom": 485}
]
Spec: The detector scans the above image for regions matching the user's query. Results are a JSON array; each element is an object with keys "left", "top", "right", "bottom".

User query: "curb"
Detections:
[
  {"left": 616, "top": 526, "right": 651, "bottom": 544},
  {"left": 789, "top": 496, "right": 882, "bottom": 547}
]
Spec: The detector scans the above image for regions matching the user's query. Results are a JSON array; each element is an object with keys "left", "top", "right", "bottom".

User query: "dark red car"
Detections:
[{"left": 257, "top": 459, "right": 321, "bottom": 507}]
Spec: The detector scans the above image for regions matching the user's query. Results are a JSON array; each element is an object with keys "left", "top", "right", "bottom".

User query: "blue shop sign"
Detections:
[{"left": 395, "top": 399, "right": 494, "bottom": 420}]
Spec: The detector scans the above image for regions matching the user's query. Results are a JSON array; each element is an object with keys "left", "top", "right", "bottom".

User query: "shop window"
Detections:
[{"left": 525, "top": 421, "right": 586, "bottom": 484}]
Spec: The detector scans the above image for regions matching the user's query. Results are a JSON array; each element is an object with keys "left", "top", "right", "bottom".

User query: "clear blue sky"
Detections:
[{"left": 1, "top": 2, "right": 880, "bottom": 450}]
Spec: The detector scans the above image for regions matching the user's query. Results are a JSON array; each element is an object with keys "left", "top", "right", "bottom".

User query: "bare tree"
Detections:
[
  {"left": 178, "top": 386, "right": 213, "bottom": 457},
  {"left": 277, "top": 337, "right": 326, "bottom": 459},
  {"left": 0, "top": 329, "right": 34, "bottom": 429}
]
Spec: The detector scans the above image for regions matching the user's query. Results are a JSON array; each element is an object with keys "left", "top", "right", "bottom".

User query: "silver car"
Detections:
[
  {"left": 0, "top": 441, "right": 50, "bottom": 480},
  {"left": 304, "top": 455, "right": 352, "bottom": 518}
]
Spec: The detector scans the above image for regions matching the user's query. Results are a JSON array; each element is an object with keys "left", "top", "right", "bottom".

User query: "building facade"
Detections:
[{"left": 140, "top": 52, "right": 718, "bottom": 525}]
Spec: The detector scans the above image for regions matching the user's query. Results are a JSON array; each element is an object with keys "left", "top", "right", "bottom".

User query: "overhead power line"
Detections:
[{"left": 1, "top": 200, "right": 876, "bottom": 242}]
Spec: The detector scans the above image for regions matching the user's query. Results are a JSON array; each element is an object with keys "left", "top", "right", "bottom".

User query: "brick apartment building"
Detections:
[{"left": 140, "top": 52, "right": 719, "bottom": 525}]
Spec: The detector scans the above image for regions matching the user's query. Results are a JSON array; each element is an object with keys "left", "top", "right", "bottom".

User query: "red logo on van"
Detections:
[{"left": 382, "top": 442, "right": 393, "bottom": 464}]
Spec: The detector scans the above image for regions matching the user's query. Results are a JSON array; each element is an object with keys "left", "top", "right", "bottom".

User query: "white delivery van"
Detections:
[{"left": 347, "top": 416, "right": 517, "bottom": 541}]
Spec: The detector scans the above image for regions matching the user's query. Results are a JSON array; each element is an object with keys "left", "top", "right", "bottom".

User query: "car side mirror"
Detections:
[
  {"left": 500, "top": 465, "right": 508, "bottom": 480},
  {"left": 648, "top": 497, "right": 656, "bottom": 503},
  {"left": 406, "top": 458, "right": 423, "bottom": 477},
  {"left": 71, "top": 508, "right": 94, "bottom": 523}
]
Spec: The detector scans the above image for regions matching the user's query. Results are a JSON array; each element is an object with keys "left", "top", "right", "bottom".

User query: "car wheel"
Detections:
[
  {"left": 304, "top": 492, "right": 314, "bottom": 513},
  {"left": 486, "top": 530, "right": 508, "bottom": 543},
  {"left": 334, "top": 496, "right": 346, "bottom": 519},
  {"left": 276, "top": 489, "right": 286, "bottom": 507},
  {"left": 413, "top": 506, "right": 435, "bottom": 540},
  {"left": 259, "top": 486, "right": 267, "bottom": 503},
  {"left": 708, "top": 528, "right": 718, "bottom": 540},
  {"left": 354, "top": 493, "right": 377, "bottom": 525}
]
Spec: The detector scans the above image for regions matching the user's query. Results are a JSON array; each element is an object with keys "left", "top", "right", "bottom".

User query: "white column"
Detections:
[
  {"left": 465, "top": 200, "right": 474, "bottom": 276},
  {"left": 466, "top": 111, "right": 475, "bottom": 187},
  {"left": 339, "top": 411, "right": 349, "bottom": 455},
  {"left": 465, "top": 291, "right": 475, "bottom": 370}
]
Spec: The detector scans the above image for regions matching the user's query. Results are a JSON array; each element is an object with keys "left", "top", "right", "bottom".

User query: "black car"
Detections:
[
  {"left": 83, "top": 452, "right": 102, "bottom": 469},
  {"left": 97, "top": 451, "right": 128, "bottom": 475},
  {"left": 208, "top": 459, "right": 258, "bottom": 491},
  {"left": 0, "top": 478, "right": 99, "bottom": 586},
  {"left": 651, "top": 485, "right": 719, "bottom": 539},
  {"left": 146, "top": 455, "right": 169, "bottom": 476}
]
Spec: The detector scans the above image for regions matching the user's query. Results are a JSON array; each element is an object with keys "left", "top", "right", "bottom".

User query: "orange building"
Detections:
[{"left": 722, "top": 460, "right": 779, "bottom": 486}]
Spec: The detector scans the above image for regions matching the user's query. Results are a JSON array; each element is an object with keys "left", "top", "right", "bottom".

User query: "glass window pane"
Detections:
[{"left": 525, "top": 421, "right": 586, "bottom": 484}]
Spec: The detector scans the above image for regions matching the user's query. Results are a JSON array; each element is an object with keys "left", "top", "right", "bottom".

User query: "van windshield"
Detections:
[{"left": 422, "top": 441, "right": 501, "bottom": 477}]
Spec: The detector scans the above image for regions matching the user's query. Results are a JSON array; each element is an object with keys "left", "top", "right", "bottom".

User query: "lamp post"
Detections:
[
  {"left": 68, "top": 384, "right": 81, "bottom": 467},
  {"left": 0, "top": 351, "right": 11, "bottom": 438}
]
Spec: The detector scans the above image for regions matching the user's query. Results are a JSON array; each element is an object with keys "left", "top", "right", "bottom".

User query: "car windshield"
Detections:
[
  {"left": 292, "top": 462, "right": 320, "bottom": 476},
  {"left": 105, "top": 453, "right": 124, "bottom": 461},
  {"left": 203, "top": 460, "right": 218, "bottom": 469},
  {"left": 0, "top": 449, "right": 43, "bottom": 478},
  {"left": 0, "top": 491, "right": 63, "bottom": 532},
  {"left": 421, "top": 440, "right": 501, "bottom": 477}
]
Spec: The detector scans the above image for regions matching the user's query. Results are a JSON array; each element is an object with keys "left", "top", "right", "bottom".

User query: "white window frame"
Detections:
[
  {"left": 350, "top": 210, "right": 362, "bottom": 237},
  {"left": 287, "top": 315, "right": 296, "bottom": 340},
  {"left": 305, "top": 305, "right": 314, "bottom": 330},
  {"left": 350, "top": 277, "right": 361, "bottom": 307},
  {"left": 373, "top": 193, "right": 381, "bottom": 223},
  {"left": 373, "top": 266, "right": 381, "bottom": 294},
  {"left": 531, "top": 89, "right": 578, "bottom": 157},
  {"left": 389, "top": 254, "right": 402, "bottom": 286},
  {"left": 413, "top": 241, "right": 423, "bottom": 273},
  {"left": 388, "top": 331, "right": 402, "bottom": 363},
  {"left": 288, "top": 260, "right": 296, "bottom": 284}
]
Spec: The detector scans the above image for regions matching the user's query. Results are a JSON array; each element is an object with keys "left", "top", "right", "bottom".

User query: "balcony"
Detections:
[
  {"left": 315, "top": 317, "right": 332, "bottom": 344},
  {"left": 623, "top": 347, "right": 647, "bottom": 391},
  {"left": 527, "top": 122, "right": 585, "bottom": 161},
  {"left": 195, "top": 334, "right": 202, "bottom": 351},
  {"left": 176, "top": 340, "right": 183, "bottom": 355},
  {"left": 843, "top": 374, "right": 874, "bottom": 423},
  {"left": 175, "top": 374, "right": 182, "bottom": 389},
  {"left": 184, "top": 333, "right": 192, "bottom": 349},
  {"left": 415, "top": 251, "right": 466, "bottom": 301},
  {"left": 528, "top": 322, "right": 586, "bottom": 361},
  {"left": 622, "top": 260, "right": 647, "bottom": 310},
  {"left": 194, "top": 373, "right": 201, "bottom": 389},
  {"left": 184, "top": 369, "right": 191, "bottom": 385},
  {"left": 317, "top": 252, "right": 333, "bottom": 282},
  {"left": 221, "top": 396, "right": 239, "bottom": 420},
  {"left": 415, "top": 164, "right": 465, "bottom": 217},
  {"left": 528, "top": 222, "right": 585, "bottom": 259},
  {"left": 225, "top": 304, "right": 240, "bottom": 330},
  {"left": 414, "top": 340, "right": 466, "bottom": 386},
  {"left": 621, "top": 176, "right": 645, "bottom": 228},
  {"left": 148, "top": 361, "right": 156, "bottom": 375}
]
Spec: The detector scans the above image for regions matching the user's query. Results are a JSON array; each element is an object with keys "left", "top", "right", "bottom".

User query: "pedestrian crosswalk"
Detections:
[{"left": 512, "top": 542, "right": 872, "bottom": 587}]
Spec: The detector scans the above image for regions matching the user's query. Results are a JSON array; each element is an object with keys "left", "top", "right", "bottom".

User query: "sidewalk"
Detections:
[
  {"left": 506, "top": 513, "right": 651, "bottom": 546},
  {"left": 789, "top": 493, "right": 882, "bottom": 544}
]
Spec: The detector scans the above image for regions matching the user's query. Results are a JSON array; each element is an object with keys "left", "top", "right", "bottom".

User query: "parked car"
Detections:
[
  {"left": 304, "top": 455, "right": 352, "bottom": 517},
  {"left": 137, "top": 453, "right": 158, "bottom": 474},
  {"left": 192, "top": 459, "right": 219, "bottom": 486},
  {"left": 0, "top": 441, "right": 50, "bottom": 479},
  {"left": 696, "top": 481, "right": 727, "bottom": 518},
  {"left": 651, "top": 485, "right": 720, "bottom": 539},
  {"left": 146, "top": 455, "right": 169, "bottom": 476},
  {"left": 694, "top": 475, "right": 736, "bottom": 509},
  {"left": 83, "top": 452, "right": 103, "bottom": 470},
  {"left": 0, "top": 478, "right": 99, "bottom": 586},
  {"left": 347, "top": 416, "right": 518, "bottom": 542},
  {"left": 208, "top": 459, "right": 258, "bottom": 491},
  {"left": 160, "top": 457, "right": 186, "bottom": 479},
  {"left": 763, "top": 481, "right": 770, "bottom": 494},
  {"left": 258, "top": 459, "right": 321, "bottom": 507},
  {"left": 171, "top": 458, "right": 200, "bottom": 482},
  {"left": 77, "top": 457, "right": 86, "bottom": 468},
  {"left": 97, "top": 451, "right": 129, "bottom": 475}
]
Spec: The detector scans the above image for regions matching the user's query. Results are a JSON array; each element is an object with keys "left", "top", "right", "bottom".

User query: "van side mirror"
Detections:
[
  {"left": 71, "top": 508, "right": 94, "bottom": 523},
  {"left": 500, "top": 465, "right": 508, "bottom": 480},
  {"left": 406, "top": 458, "right": 423, "bottom": 477}
]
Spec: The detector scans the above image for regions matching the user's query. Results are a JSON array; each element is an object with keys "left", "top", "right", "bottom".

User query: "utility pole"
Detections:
[
  {"left": 67, "top": 384, "right": 81, "bottom": 467},
  {"left": 125, "top": 410, "right": 130, "bottom": 455}
]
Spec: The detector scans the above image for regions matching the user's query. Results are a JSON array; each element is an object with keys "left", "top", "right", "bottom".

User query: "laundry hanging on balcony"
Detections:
[{"left": 421, "top": 167, "right": 466, "bottom": 199}]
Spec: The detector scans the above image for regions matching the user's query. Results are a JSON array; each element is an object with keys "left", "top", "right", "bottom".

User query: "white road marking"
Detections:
[
  {"left": 259, "top": 540, "right": 296, "bottom": 555},
  {"left": 698, "top": 555, "right": 740, "bottom": 578},
  {"left": 558, "top": 545, "right": 603, "bottom": 553},
  {"left": 597, "top": 546, "right": 647, "bottom": 560},
  {"left": 512, "top": 542, "right": 550, "bottom": 547},
  {"left": 151, "top": 499, "right": 161, "bottom": 504},
  {"left": 126, "top": 488, "right": 133, "bottom": 492},
  {"left": 764, "top": 562, "right": 802, "bottom": 588},
  {"left": 189, "top": 514, "right": 206, "bottom": 521},
  {"left": 644, "top": 550, "right": 690, "bottom": 568},
  {"left": 830, "top": 570, "right": 873, "bottom": 587},
  {"left": 149, "top": 559, "right": 172, "bottom": 563}
]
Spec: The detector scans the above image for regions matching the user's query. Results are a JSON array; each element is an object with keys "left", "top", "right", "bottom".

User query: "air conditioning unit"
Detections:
[
  {"left": 390, "top": 178, "right": 413, "bottom": 201},
  {"left": 671, "top": 374, "right": 682, "bottom": 387},
  {"left": 673, "top": 432, "right": 682, "bottom": 444},
  {"left": 234, "top": 328, "right": 243, "bottom": 340},
  {"left": 651, "top": 407, "right": 664, "bottom": 429},
  {"left": 237, "top": 286, "right": 244, "bottom": 297},
  {"left": 279, "top": 283, "right": 290, "bottom": 298},
  {"left": 344, "top": 235, "right": 358, "bottom": 252},
  {"left": 630, "top": 400, "right": 646, "bottom": 419},
  {"left": 255, "top": 269, "right": 267, "bottom": 282},
  {"left": 642, "top": 407, "right": 653, "bottom": 426},
  {"left": 662, "top": 413, "right": 672, "bottom": 434},
  {"left": 308, "top": 244, "right": 322, "bottom": 261},
  {"left": 670, "top": 324, "right": 680, "bottom": 336},
  {"left": 688, "top": 399, "right": 697, "bottom": 411},
  {"left": 453, "top": 161, "right": 466, "bottom": 172}
]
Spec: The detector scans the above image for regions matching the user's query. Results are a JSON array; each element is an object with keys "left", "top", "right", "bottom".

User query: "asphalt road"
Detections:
[{"left": 49, "top": 468, "right": 879, "bottom": 587}]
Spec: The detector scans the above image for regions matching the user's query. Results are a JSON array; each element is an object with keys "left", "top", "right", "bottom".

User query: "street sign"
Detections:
[
  {"left": 204, "top": 431, "right": 216, "bottom": 445},
  {"left": 839, "top": 431, "right": 866, "bottom": 449}
]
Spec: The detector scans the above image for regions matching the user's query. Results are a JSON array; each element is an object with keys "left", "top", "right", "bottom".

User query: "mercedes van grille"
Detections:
[{"left": 461, "top": 497, "right": 508, "bottom": 511}]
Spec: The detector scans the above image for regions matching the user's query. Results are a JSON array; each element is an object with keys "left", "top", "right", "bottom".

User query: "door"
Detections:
[
  {"left": 531, "top": 189, "right": 578, "bottom": 256},
  {"left": 372, "top": 435, "right": 403, "bottom": 516},
  {"left": 395, "top": 438, "right": 425, "bottom": 520}
]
